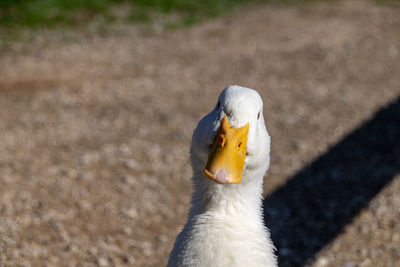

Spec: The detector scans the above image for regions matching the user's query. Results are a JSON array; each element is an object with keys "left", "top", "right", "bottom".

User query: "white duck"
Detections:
[{"left": 168, "top": 85, "right": 277, "bottom": 267}]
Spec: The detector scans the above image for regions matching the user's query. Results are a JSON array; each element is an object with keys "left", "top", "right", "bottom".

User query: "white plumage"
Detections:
[{"left": 168, "top": 85, "right": 277, "bottom": 267}]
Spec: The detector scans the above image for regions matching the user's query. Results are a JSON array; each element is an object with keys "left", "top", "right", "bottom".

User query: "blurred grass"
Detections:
[
  {"left": 0, "top": 0, "right": 122, "bottom": 27},
  {"left": 0, "top": 0, "right": 341, "bottom": 30},
  {"left": 373, "top": 0, "right": 400, "bottom": 6}
]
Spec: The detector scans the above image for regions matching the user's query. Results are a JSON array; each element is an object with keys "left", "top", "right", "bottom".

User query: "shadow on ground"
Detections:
[{"left": 264, "top": 96, "right": 400, "bottom": 266}]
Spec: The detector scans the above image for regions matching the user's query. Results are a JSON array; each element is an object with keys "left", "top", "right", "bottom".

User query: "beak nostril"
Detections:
[{"left": 219, "top": 136, "right": 224, "bottom": 146}]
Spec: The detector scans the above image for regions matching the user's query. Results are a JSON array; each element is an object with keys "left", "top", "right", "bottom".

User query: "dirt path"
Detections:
[{"left": 1, "top": 0, "right": 399, "bottom": 266}]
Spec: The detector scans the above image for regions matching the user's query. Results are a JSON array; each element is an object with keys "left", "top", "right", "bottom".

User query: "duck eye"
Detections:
[
  {"left": 238, "top": 142, "right": 242, "bottom": 148},
  {"left": 257, "top": 112, "right": 260, "bottom": 120},
  {"left": 216, "top": 101, "right": 221, "bottom": 109}
]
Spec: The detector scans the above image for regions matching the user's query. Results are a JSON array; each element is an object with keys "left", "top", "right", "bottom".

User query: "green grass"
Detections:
[
  {"left": 0, "top": 0, "right": 122, "bottom": 28},
  {"left": 0, "top": 0, "right": 342, "bottom": 30},
  {"left": 373, "top": 0, "right": 400, "bottom": 6}
]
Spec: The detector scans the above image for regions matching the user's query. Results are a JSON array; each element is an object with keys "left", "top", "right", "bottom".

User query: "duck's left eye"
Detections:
[{"left": 257, "top": 112, "right": 260, "bottom": 120}]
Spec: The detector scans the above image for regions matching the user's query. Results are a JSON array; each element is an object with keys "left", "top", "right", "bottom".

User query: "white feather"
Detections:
[{"left": 168, "top": 85, "right": 277, "bottom": 267}]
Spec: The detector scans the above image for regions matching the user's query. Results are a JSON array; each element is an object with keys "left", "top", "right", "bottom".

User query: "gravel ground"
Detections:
[{"left": 0, "top": 0, "right": 399, "bottom": 266}]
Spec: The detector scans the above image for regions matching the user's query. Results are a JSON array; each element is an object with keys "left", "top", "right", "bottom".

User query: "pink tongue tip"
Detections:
[{"left": 215, "top": 168, "right": 230, "bottom": 184}]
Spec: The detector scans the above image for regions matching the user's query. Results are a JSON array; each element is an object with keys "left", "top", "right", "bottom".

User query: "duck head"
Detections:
[{"left": 191, "top": 85, "right": 270, "bottom": 186}]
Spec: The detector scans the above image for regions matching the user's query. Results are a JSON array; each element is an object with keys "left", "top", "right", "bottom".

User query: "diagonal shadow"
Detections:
[{"left": 263, "top": 96, "right": 400, "bottom": 266}]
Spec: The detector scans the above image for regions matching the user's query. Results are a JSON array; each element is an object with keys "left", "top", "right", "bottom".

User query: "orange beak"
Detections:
[{"left": 203, "top": 117, "right": 249, "bottom": 184}]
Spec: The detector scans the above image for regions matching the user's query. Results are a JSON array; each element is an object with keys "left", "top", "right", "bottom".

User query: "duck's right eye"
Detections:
[{"left": 216, "top": 101, "right": 221, "bottom": 109}]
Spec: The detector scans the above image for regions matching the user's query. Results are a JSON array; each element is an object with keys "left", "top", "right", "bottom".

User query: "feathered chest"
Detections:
[{"left": 169, "top": 213, "right": 276, "bottom": 267}]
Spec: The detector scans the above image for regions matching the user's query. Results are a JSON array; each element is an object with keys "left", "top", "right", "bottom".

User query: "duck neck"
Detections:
[{"left": 189, "top": 170, "right": 264, "bottom": 222}]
